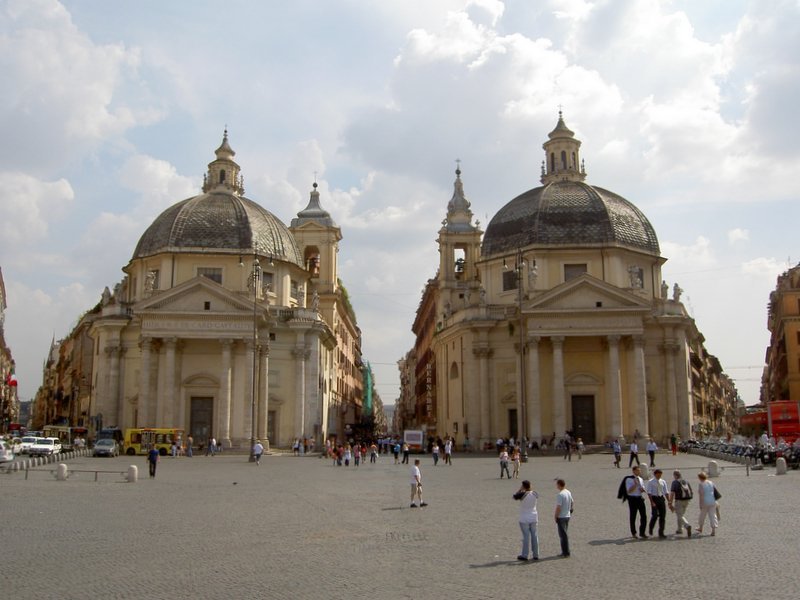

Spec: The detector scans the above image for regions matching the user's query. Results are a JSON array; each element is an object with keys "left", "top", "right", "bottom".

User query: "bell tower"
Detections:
[{"left": 436, "top": 165, "right": 483, "bottom": 315}]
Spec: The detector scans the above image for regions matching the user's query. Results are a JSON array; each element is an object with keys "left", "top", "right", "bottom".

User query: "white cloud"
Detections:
[
  {"left": 0, "top": 172, "right": 73, "bottom": 249},
  {"left": 728, "top": 228, "right": 749, "bottom": 245},
  {"left": 119, "top": 154, "right": 197, "bottom": 217},
  {"left": 741, "top": 257, "right": 784, "bottom": 280}
]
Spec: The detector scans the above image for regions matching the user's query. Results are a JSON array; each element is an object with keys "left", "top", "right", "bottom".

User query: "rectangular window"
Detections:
[
  {"left": 564, "top": 263, "right": 587, "bottom": 281},
  {"left": 502, "top": 270, "right": 518, "bottom": 291},
  {"left": 197, "top": 267, "right": 222, "bottom": 284},
  {"left": 290, "top": 280, "right": 299, "bottom": 300}
]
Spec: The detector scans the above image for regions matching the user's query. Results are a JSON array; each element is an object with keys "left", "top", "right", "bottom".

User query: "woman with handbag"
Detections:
[{"left": 696, "top": 471, "right": 719, "bottom": 536}]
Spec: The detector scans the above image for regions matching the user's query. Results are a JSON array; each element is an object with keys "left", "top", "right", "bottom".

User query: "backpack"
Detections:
[
  {"left": 677, "top": 479, "right": 693, "bottom": 500},
  {"left": 617, "top": 476, "right": 633, "bottom": 503}
]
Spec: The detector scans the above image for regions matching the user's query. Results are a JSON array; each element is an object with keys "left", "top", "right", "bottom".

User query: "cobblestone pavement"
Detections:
[{"left": 2, "top": 450, "right": 798, "bottom": 599}]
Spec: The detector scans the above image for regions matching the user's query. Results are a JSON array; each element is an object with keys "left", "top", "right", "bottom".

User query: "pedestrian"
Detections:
[
  {"left": 513, "top": 480, "right": 539, "bottom": 561},
  {"left": 393, "top": 441, "right": 400, "bottom": 464},
  {"left": 628, "top": 440, "right": 640, "bottom": 467},
  {"left": 626, "top": 465, "right": 648, "bottom": 538},
  {"left": 353, "top": 444, "right": 361, "bottom": 467},
  {"left": 370, "top": 442, "right": 378, "bottom": 464},
  {"left": 646, "top": 438, "right": 658, "bottom": 467},
  {"left": 432, "top": 442, "right": 440, "bottom": 466},
  {"left": 171, "top": 440, "right": 177, "bottom": 457},
  {"left": 511, "top": 447, "right": 521, "bottom": 479},
  {"left": 554, "top": 478, "right": 573, "bottom": 557},
  {"left": 410, "top": 458, "right": 427, "bottom": 508},
  {"left": 563, "top": 434, "right": 572, "bottom": 461},
  {"left": 206, "top": 436, "right": 216, "bottom": 457},
  {"left": 343, "top": 444, "right": 352, "bottom": 467},
  {"left": 444, "top": 438, "right": 453, "bottom": 465},
  {"left": 463, "top": 436, "right": 471, "bottom": 453},
  {"left": 252, "top": 439, "right": 264, "bottom": 465},
  {"left": 401, "top": 442, "right": 410, "bottom": 464},
  {"left": 668, "top": 470, "right": 692, "bottom": 537},
  {"left": 670, "top": 433, "right": 678, "bottom": 456},
  {"left": 499, "top": 447, "right": 512, "bottom": 479},
  {"left": 646, "top": 469, "right": 669, "bottom": 538},
  {"left": 612, "top": 439, "right": 621, "bottom": 468},
  {"left": 696, "top": 472, "right": 719, "bottom": 536},
  {"left": 576, "top": 438, "right": 584, "bottom": 460},
  {"left": 147, "top": 445, "right": 160, "bottom": 478},
  {"left": 186, "top": 435, "right": 193, "bottom": 458}
]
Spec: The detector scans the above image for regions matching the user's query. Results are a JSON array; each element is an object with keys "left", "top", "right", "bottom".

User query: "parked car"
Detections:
[
  {"left": 0, "top": 440, "right": 15, "bottom": 463},
  {"left": 29, "top": 437, "right": 62, "bottom": 456},
  {"left": 93, "top": 439, "right": 119, "bottom": 457},
  {"left": 19, "top": 436, "right": 40, "bottom": 454}
]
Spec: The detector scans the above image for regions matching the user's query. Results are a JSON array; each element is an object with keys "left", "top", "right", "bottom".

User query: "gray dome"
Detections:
[
  {"left": 133, "top": 189, "right": 303, "bottom": 266},
  {"left": 482, "top": 180, "right": 659, "bottom": 256}
]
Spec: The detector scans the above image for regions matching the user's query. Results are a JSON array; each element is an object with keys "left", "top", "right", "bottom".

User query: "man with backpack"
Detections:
[{"left": 668, "top": 469, "right": 693, "bottom": 537}]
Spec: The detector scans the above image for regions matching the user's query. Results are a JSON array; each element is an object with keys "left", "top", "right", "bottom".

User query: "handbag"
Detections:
[{"left": 712, "top": 485, "right": 721, "bottom": 500}]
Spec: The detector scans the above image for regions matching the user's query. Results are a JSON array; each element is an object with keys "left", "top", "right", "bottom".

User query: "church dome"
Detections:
[
  {"left": 482, "top": 114, "right": 660, "bottom": 257},
  {"left": 482, "top": 180, "right": 660, "bottom": 256},
  {"left": 132, "top": 131, "right": 303, "bottom": 266},
  {"left": 132, "top": 190, "right": 303, "bottom": 265}
]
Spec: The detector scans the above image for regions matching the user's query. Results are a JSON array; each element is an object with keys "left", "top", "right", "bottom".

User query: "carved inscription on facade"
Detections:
[{"left": 144, "top": 319, "right": 251, "bottom": 332}]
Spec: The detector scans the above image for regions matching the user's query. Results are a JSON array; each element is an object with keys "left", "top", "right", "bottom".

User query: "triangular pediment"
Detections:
[
  {"left": 134, "top": 276, "right": 255, "bottom": 314},
  {"left": 528, "top": 274, "right": 651, "bottom": 313}
]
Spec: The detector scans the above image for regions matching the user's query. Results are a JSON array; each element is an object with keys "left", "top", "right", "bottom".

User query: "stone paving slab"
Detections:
[{"left": 1, "top": 451, "right": 798, "bottom": 599}]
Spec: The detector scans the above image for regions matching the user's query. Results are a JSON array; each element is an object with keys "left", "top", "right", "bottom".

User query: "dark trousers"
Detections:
[
  {"left": 556, "top": 517, "right": 570, "bottom": 556},
  {"left": 148, "top": 461, "right": 157, "bottom": 478},
  {"left": 629, "top": 452, "right": 640, "bottom": 467},
  {"left": 628, "top": 496, "right": 647, "bottom": 536},
  {"left": 648, "top": 451, "right": 656, "bottom": 467},
  {"left": 649, "top": 497, "right": 667, "bottom": 535},
  {"left": 402, "top": 451, "right": 409, "bottom": 464}
]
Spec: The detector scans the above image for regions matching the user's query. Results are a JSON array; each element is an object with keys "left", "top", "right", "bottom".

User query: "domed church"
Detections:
[
  {"left": 89, "top": 132, "right": 362, "bottom": 449},
  {"left": 421, "top": 113, "right": 697, "bottom": 446}
]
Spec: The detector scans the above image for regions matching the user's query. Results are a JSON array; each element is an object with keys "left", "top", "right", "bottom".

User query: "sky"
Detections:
[{"left": 2, "top": 0, "right": 799, "bottom": 408}]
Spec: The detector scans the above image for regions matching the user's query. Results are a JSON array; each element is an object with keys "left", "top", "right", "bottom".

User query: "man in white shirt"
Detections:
[
  {"left": 646, "top": 438, "right": 658, "bottom": 467},
  {"left": 646, "top": 469, "right": 669, "bottom": 538},
  {"left": 554, "top": 479, "right": 573, "bottom": 557},
  {"left": 410, "top": 459, "right": 427, "bottom": 508},
  {"left": 444, "top": 439, "right": 453, "bottom": 465},
  {"left": 626, "top": 465, "right": 648, "bottom": 538},
  {"left": 628, "top": 441, "right": 640, "bottom": 467},
  {"left": 252, "top": 440, "right": 264, "bottom": 465}
]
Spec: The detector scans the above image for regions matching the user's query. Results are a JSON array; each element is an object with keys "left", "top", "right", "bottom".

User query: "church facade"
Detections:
[
  {"left": 84, "top": 132, "right": 362, "bottom": 449},
  {"left": 404, "top": 115, "right": 704, "bottom": 447}
]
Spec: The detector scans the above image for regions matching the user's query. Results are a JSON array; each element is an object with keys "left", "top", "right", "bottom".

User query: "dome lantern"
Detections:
[
  {"left": 203, "top": 128, "right": 244, "bottom": 195},
  {"left": 541, "top": 111, "right": 587, "bottom": 185}
]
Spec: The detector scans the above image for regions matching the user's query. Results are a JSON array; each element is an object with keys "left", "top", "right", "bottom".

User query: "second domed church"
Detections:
[{"left": 403, "top": 113, "right": 700, "bottom": 446}]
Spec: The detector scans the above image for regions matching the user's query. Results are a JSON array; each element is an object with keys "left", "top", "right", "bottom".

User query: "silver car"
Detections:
[{"left": 93, "top": 439, "right": 119, "bottom": 457}]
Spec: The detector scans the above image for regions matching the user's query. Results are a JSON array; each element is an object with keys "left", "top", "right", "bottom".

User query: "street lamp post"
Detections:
[
  {"left": 246, "top": 253, "right": 261, "bottom": 462},
  {"left": 514, "top": 248, "right": 529, "bottom": 462}
]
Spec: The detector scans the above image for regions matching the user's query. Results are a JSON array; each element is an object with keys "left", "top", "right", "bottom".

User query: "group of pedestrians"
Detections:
[
  {"left": 622, "top": 465, "right": 720, "bottom": 539},
  {"left": 512, "top": 478, "right": 574, "bottom": 561}
]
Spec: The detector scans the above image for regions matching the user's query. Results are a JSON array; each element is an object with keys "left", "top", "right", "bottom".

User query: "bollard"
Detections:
[
  {"left": 746, "top": 456, "right": 750, "bottom": 476},
  {"left": 639, "top": 464, "right": 650, "bottom": 478},
  {"left": 776, "top": 457, "right": 787, "bottom": 475},
  {"left": 127, "top": 465, "right": 138, "bottom": 483},
  {"left": 56, "top": 463, "right": 68, "bottom": 481},
  {"left": 707, "top": 461, "right": 720, "bottom": 477}
]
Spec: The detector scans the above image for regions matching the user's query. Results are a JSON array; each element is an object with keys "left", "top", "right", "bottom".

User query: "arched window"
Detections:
[
  {"left": 550, "top": 152, "right": 555, "bottom": 173},
  {"left": 219, "top": 169, "right": 226, "bottom": 184},
  {"left": 450, "top": 362, "right": 459, "bottom": 379},
  {"left": 560, "top": 151, "right": 567, "bottom": 170},
  {"left": 572, "top": 152, "right": 577, "bottom": 168}
]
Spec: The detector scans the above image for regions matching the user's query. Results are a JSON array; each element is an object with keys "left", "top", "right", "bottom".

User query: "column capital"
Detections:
[
  {"left": 104, "top": 344, "right": 122, "bottom": 357},
  {"left": 292, "top": 346, "right": 311, "bottom": 360},
  {"left": 472, "top": 346, "right": 492, "bottom": 358},
  {"left": 632, "top": 335, "right": 646, "bottom": 347},
  {"left": 607, "top": 334, "right": 621, "bottom": 345},
  {"left": 219, "top": 338, "right": 233, "bottom": 349},
  {"left": 163, "top": 336, "right": 178, "bottom": 348},
  {"left": 526, "top": 334, "right": 541, "bottom": 346},
  {"left": 551, "top": 335, "right": 565, "bottom": 347}
]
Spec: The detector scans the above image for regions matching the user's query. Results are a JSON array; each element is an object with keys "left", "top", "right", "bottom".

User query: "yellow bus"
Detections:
[{"left": 123, "top": 428, "right": 184, "bottom": 456}]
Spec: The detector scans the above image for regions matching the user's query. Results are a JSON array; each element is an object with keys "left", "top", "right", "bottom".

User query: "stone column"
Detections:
[
  {"left": 219, "top": 339, "right": 232, "bottom": 447},
  {"left": 163, "top": 337, "right": 177, "bottom": 428},
  {"left": 257, "top": 342, "right": 270, "bottom": 450},
  {"left": 663, "top": 342, "right": 679, "bottom": 438},
  {"left": 607, "top": 335, "right": 623, "bottom": 438},
  {"left": 527, "top": 336, "right": 541, "bottom": 441},
  {"left": 292, "top": 341, "right": 309, "bottom": 439},
  {"left": 474, "top": 347, "right": 491, "bottom": 443},
  {"left": 632, "top": 335, "right": 649, "bottom": 436},
  {"left": 176, "top": 341, "right": 186, "bottom": 431},
  {"left": 551, "top": 336, "right": 566, "bottom": 438},
  {"left": 106, "top": 345, "right": 122, "bottom": 427},
  {"left": 138, "top": 337, "right": 152, "bottom": 427}
]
